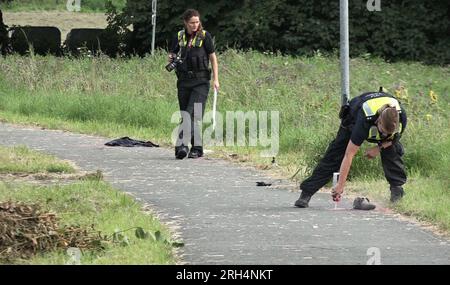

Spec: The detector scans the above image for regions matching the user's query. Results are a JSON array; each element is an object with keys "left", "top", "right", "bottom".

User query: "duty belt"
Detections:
[{"left": 176, "top": 70, "right": 211, "bottom": 80}]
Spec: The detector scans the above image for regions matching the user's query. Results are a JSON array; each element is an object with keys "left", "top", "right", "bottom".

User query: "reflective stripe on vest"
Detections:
[
  {"left": 367, "top": 123, "right": 403, "bottom": 142},
  {"left": 368, "top": 126, "right": 379, "bottom": 141},
  {"left": 178, "top": 30, "right": 206, "bottom": 48},
  {"left": 362, "top": 97, "right": 401, "bottom": 121}
]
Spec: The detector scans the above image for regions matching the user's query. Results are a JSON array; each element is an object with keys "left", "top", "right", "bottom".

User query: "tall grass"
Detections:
[{"left": 0, "top": 50, "right": 448, "bottom": 180}]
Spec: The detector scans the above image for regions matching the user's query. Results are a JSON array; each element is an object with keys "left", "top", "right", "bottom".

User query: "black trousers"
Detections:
[
  {"left": 175, "top": 79, "right": 210, "bottom": 152},
  {"left": 300, "top": 126, "right": 407, "bottom": 195}
]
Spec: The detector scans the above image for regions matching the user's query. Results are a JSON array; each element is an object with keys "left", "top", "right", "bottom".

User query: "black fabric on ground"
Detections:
[{"left": 105, "top": 137, "right": 159, "bottom": 147}]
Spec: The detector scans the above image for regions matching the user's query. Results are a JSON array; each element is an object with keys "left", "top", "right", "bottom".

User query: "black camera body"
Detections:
[{"left": 165, "top": 56, "right": 183, "bottom": 72}]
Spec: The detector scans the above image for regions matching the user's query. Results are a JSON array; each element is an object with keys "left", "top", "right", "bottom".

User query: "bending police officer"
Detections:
[{"left": 295, "top": 91, "right": 407, "bottom": 207}]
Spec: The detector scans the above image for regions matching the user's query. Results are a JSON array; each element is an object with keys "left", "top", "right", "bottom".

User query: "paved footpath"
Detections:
[{"left": 0, "top": 122, "right": 449, "bottom": 264}]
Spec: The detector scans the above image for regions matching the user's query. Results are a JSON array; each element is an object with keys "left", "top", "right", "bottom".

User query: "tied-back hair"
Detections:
[
  {"left": 182, "top": 9, "right": 204, "bottom": 39},
  {"left": 377, "top": 104, "right": 399, "bottom": 134}
]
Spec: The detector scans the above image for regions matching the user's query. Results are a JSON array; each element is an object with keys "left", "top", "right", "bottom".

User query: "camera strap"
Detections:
[{"left": 187, "top": 32, "right": 196, "bottom": 48}]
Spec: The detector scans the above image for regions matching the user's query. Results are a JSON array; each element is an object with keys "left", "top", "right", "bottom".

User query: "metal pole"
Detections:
[
  {"left": 212, "top": 88, "right": 218, "bottom": 131},
  {"left": 340, "top": 0, "right": 350, "bottom": 105},
  {"left": 151, "top": 0, "right": 157, "bottom": 55}
]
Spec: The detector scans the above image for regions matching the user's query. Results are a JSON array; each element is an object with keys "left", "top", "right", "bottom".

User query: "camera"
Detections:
[{"left": 165, "top": 56, "right": 183, "bottom": 72}]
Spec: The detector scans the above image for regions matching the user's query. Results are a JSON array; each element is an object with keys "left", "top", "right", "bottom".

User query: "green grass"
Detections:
[
  {"left": 0, "top": 50, "right": 449, "bottom": 233},
  {"left": 0, "top": 145, "right": 75, "bottom": 174},
  {"left": 1, "top": 0, "right": 126, "bottom": 12},
  {"left": 0, "top": 145, "right": 176, "bottom": 264},
  {"left": 349, "top": 177, "right": 450, "bottom": 232},
  {"left": 0, "top": 181, "right": 177, "bottom": 264},
  {"left": 396, "top": 178, "right": 450, "bottom": 231}
]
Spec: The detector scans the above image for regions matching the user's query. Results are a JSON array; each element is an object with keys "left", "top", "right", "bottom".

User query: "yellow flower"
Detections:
[
  {"left": 425, "top": 114, "right": 433, "bottom": 121},
  {"left": 394, "top": 87, "right": 408, "bottom": 100},
  {"left": 403, "top": 88, "right": 409, "bottom": 99},
  {"left": 429, "top": 90, "right": 438, "bottom": 103}
]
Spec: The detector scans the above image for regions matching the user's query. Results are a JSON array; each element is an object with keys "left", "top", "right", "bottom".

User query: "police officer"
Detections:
[
  {"left": 0, "top": 10, "right": 10, "bottom": 56},
  {"left": 295, "top": 91, "right": 407, "bottom": 208},
  {"left": 168, "top": 9, "right": 219, "bottom": 159}
]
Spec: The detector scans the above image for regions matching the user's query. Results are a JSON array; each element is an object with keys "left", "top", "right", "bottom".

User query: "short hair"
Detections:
[{"left": 378, "top": 104, "right": 399, "bottom": 134}]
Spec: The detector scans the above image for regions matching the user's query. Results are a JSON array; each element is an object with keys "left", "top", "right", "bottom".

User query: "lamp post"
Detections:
[
  {"left": 340, "top": 0, "right": 350, "bottom": 105},
  {"left": 151, "top": 0, "right": 157, "bottom": 55}
]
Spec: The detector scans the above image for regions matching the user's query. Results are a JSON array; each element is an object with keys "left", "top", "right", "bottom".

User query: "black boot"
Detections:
[
  {"left": 188, "top": 148, "right": 203, "bottom": 159},
  {"left": 175, "top": 145, "right": 189, "bottom": 159},
  {"left": 294, "top": 191, "right": 313, "bottom": 208},
  {"left": 390, "top": 186, "right": 405, "bottom": 203}
]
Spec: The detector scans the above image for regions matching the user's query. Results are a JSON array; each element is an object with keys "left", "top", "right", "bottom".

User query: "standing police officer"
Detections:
[
  {"left": 295, "top": 91, "right": 408, "bottom": 207},
  {"left": 168, "top": 9, "right": 219, "bottom": 159},
  {"left": 0, "top": 10, "right": 10, "bottom": 56}
]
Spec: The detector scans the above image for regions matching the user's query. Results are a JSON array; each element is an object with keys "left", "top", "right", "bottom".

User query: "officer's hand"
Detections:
[
  {"left": 364, "top": 146, "right": 380, "bottom": 160},
  {"left": 331, "top": 185, "right": 344, "bottom": 202},
  {"left": 214, "top": 80, "right": 220, "bottom": 91},
  {"left": 168, "top": 53, "right": 175, "bottom": 63}
]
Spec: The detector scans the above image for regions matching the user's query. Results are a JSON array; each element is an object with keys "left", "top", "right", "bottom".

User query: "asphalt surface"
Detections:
[{"left": 0, "top": 122, "right": 449, "bottom": 264}]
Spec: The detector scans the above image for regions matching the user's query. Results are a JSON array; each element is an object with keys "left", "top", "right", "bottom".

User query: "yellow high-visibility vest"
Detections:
[
  {"left": 178, "top": 30, "right": 206, "bottom": 48},
  {"left": 363, "top": 96, "right": 402, "bottom": 142}
]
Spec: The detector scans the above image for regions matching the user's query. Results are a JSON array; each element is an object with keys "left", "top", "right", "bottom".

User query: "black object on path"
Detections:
[
  {"left": 353, "top": 197, "right": 376, "bottom": 210},
  {"left": 105, "top": 137, "right": 159, "bottom": 147},
  {"left": 256, "top": 181, "right": 272, "bottom": 187}
]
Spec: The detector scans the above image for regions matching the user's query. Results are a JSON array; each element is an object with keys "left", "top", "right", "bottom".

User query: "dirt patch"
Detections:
[
  {"left": 0, "top": 170, "right": 104, "bottom": 186},
  {"left": 2, "top": 11, "right": 108, "bottom": 43}
]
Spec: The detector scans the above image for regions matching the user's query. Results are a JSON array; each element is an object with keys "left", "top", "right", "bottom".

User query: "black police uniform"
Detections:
[
  {"left": 0, "top": 11, "right": 9, "bottom": 55},
  {"left": 299, "top": 92, "right": 408, "bottom": 197},
  {"left": 170, "top": 29, "right": 215, "bottom": 157}
]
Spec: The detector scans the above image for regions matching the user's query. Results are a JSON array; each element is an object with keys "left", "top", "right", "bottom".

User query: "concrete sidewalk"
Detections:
[{"left": 0, "top": 122, "right": 448, "bottom": 264}]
